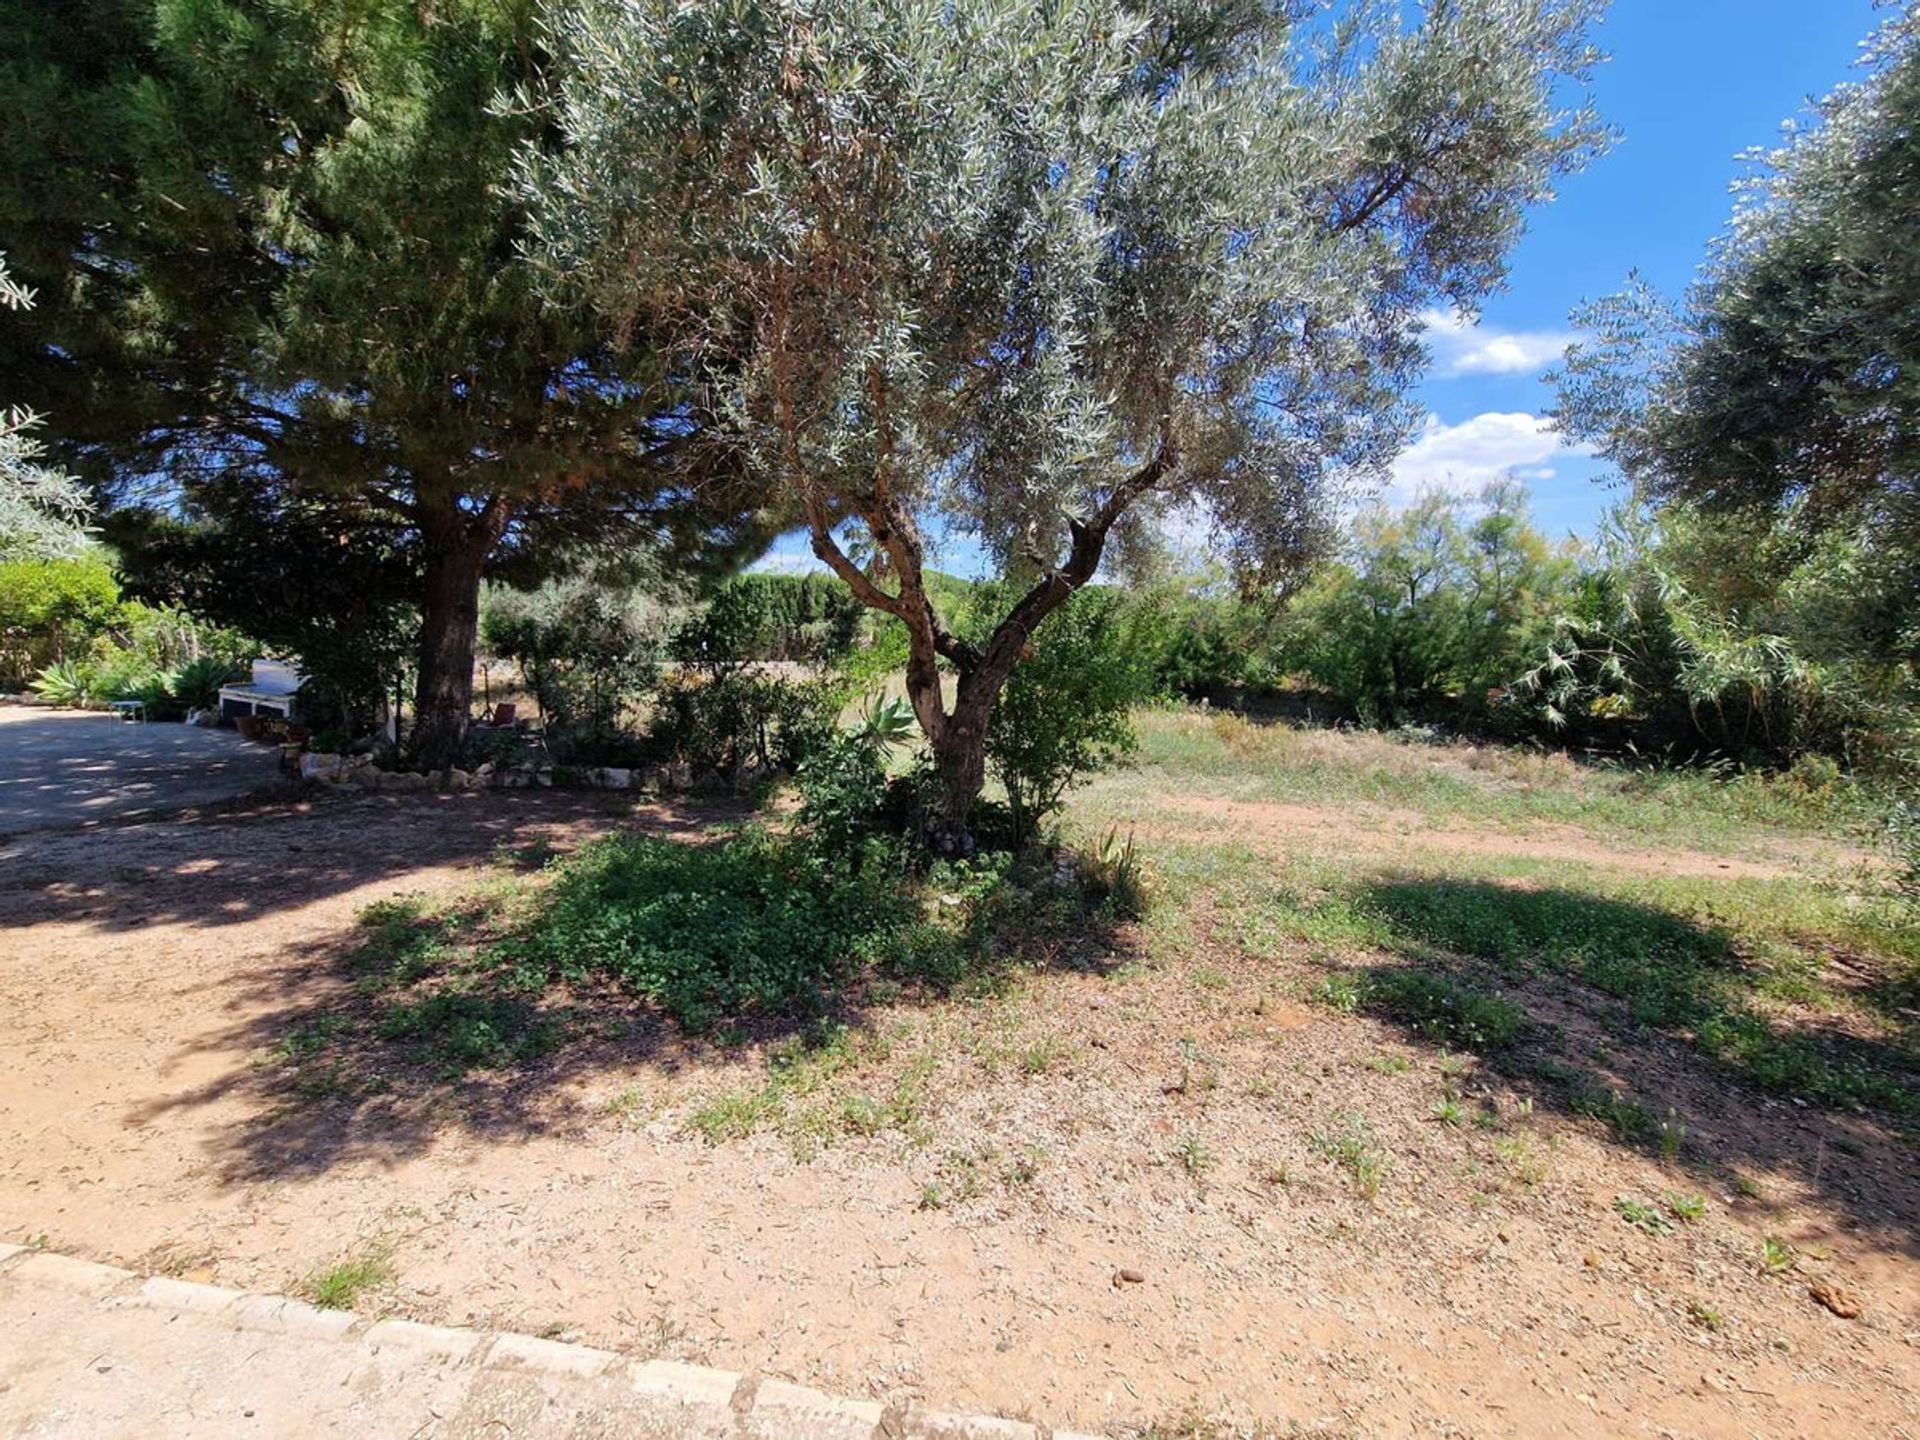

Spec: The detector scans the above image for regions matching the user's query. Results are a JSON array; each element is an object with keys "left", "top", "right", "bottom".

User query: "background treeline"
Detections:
[
  {"left": 13, "top": 468, "right": 1913, "bottom": 785},
  {"left": 470, "top": 477, "right": 1918, "bottom": 782}
]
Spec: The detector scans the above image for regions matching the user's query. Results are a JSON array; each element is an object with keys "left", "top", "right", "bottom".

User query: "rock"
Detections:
[
  {"left": 350, "top": 765, "right": 383, "bottom": 789},
  {"left": 448, "top": 768, "right": 471, "bottom": 791},
  {"left": 1112, "top": 1268, "right": 1145, "bottom": 1286},
  {"left": 535, "top": 769, "right": 553, "bottom": 788},
  {"left": 299, "top": 752, "right": 346, "bottom": 783},
  {"left": 665, "top": 762, "right": 694, "bottom": 792},
  {"left": 598, "top": 766, "right": 632, "bottom": 790},
  {"left": 474, "top": 761, "right": 495, "bottom": 777},
  {"left": 1809, "top": 1279, "right": 1862, "bottom": 1319}
]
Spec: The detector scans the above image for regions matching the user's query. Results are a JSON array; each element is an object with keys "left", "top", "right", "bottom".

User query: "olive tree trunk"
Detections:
[{"left": 809, "top": 447, "right": 1169, "bottom": 856}]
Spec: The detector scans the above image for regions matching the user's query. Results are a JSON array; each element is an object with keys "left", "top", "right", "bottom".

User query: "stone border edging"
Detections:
[{"left": 0, "top": 1243, "right": 1096, "bottom": 1440}]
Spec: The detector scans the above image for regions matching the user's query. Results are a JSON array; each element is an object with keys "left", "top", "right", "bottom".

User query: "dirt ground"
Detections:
[{"left": 1, "top": 785, "right": 1915, "bottom": 1438}]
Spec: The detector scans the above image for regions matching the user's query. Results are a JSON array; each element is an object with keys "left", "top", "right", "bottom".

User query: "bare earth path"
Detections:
[{"left": 1, "top": 786, "right": 1915, "bottom": 1436}]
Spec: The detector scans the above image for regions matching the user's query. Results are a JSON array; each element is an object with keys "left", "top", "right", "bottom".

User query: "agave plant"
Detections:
[
  {"left": 31, "top": 658, "right": 95, "bottom": 707},
  {"left": 854, "top": 696, "right": 916, "bottom": 749},
  {"left": 169, "top": 656, "right": 242, "bottom": 712}
]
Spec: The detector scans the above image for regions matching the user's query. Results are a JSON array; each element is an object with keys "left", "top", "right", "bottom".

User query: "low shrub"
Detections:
[
  {"left": 481, "top": 579, "right": 661, "bottom": 734},
  {"left": 33, "top": 648, "right": 247, "bottom": 719},
  {"left": 648, "top": 670, "right": 843, "bottom": 781},
  {"left": 484, "top": 821, "right": 1131, "bottom": 1031},
  {"left": 498, "top": 830, "right": 918, "bottom": 1029},
  {"left": 978, "top": 585, "right": 1157, "bottom": 846},
  {"left": 168, "top": 656, "right": 243, "bottom": 712},
  {"left": 796, "top": 697, "right": 923, "bottom": 866}
]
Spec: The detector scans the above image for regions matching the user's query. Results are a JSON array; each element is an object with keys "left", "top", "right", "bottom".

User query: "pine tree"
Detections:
[{"left": 0, "top": 0, "right": 766, "bottom": 764}]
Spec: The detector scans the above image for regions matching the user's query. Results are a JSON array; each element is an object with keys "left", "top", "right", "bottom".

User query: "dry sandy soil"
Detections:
[{"left": 1, "top": 783, "right": 1915, "bottom": 1438}]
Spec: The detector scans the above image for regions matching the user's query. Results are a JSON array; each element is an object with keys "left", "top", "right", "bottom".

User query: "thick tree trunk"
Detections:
[
  {"left": 803, "top": 439, "right": 1171, "bottom": 858},
  {"left": 922, "top": 682, "right": 992, "bottom": 858},
  {"left": 409, "top": 501, "right": 497, "bottom": 771}
]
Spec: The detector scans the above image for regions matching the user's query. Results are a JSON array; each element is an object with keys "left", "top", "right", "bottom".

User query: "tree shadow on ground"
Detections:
[
  {"left": 1327, "top": 876, "right": 1918, "bottom": 1256},
  {"left": 118, "top": 824, "right": 1142, "bottom": 1185},
  {"left": 0, "top": 788, "right": 731, "bottom": 934}
]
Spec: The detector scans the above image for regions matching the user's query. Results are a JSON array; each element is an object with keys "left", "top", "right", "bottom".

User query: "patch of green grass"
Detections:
[
  {"left": 1492, "top": 1134, "right": 1549, "bottom": 1187},
  {"left": 1087, "top": 719, "right": 1915, "bottom": 1119},
  {"left": 1658, "top": 1108, "right": 1688, "bottom": 1161},
  {"left": 350, "top": 896, "right": 467, "bottom": 993},
  {"left": 375, "top": 990, "right": 557, "bottom": 1077},
  {"left": 1174, "top": 1130, "right": 1214, "bottom": 1177},
  {"left": 1363, "top": 1053, "right": 1414, "bottom": 1075},
  {"left": 1324, "top": 874, "right": 1916, "bottom": 1118},
  {"left": 917, "top": 1179, "right": 951, "bottom": 1210},
  {"left": 1613, "top": 1195, "right": 1673, "bottom": 1236},
  {"left": 1536, "top": 1063, "right": 1655, "bottom": 1141},
  {"left": 1664, "top": 1190, "right": 1707, "bottom": 1224},
  {"left": 605, "top": 1083, "right": 654, "bottom": 1126},
  {"left": 274, "top": 1013, "right": 348, "bottom": 1060},
  {"left": 1310, "top": 1113, "right": 1387, "bottom": 1198},
  {"left": 1687, "top": 1299, "right": 1724, "bottom": 1331},
  {"left": 1109, "top": 707, "right": 1877, "bottom": 850},
  {"left": 303, "top": 1252, "right": 394, "bottom": 1310},
  {"left": 1311, "top": 965, "right": 1527, "bottom": 1052},
  {"left": 685, "top": 1025, "right": 934, "bottom": 1154},
  {"left": 1761, "top": 1236, "right": 1796, "bottom": 1273},
  {"left": 1017, "top": 1034, "right": 1072, "bottom": 1076},
  {"left": 935, "top": 1151, "right": 987, "bottom": 1204},
  {"left": 687, "top": 1086, "right": 780, "bottom": 1144}
]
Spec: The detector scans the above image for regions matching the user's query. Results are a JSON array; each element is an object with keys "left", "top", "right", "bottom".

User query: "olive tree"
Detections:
[
  {"left": 1556, "top": 5, "right": 1920, "bottom": 677},
  {"left": 529, "top": 0, "right": 1609, "bottom": 850},
  {"left": 0, "top": 255, "right": 89, "bottom": 559}
]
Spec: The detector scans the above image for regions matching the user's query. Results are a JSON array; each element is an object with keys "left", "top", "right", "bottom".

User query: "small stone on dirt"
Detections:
[
  {"left": 1113, "top": 1267, "right": 1145, "bottom": 1286},
  {"left": 1809, "top": 1279, "right": 1862, "bottom": 1319}
]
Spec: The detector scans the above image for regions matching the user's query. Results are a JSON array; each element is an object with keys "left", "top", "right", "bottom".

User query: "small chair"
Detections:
[{"left": 483, "top": 702, "right": 518, "bottom": 728}]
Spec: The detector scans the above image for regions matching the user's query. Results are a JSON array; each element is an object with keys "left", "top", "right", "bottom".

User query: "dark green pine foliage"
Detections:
[{"left": 0, "top": 0, "right": 770, "bottom": 764}]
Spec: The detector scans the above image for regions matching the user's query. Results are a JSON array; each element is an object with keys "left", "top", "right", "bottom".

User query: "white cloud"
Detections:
[
  {"left": 1386, "top": 411, "right": 1586, "bottom": 500},
  {"left": 1421, "top": 307, "right": 1577, "bottom": 379}
]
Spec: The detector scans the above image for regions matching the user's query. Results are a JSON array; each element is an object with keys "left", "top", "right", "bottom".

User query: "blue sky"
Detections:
[
  {"left": 1409, "top": 0, "right": 1883, "bottom": 539},
  {"left": 760, "top": 0, "right": 1885, "bottom": 576}
]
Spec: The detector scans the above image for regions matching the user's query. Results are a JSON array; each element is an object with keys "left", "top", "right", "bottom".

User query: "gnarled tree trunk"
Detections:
[{"left": 807, "top": 444, "right": 1170, "bottom": 856}]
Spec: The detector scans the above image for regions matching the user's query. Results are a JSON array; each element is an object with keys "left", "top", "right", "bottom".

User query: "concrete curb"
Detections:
[{"left": 0, "top": 1244, "right": 1101, "bottom": 1439}]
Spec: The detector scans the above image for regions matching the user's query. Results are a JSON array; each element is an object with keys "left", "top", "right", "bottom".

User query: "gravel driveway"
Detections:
[{"left": 0, "top": 704, "right": 286, "bottom": 836}]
